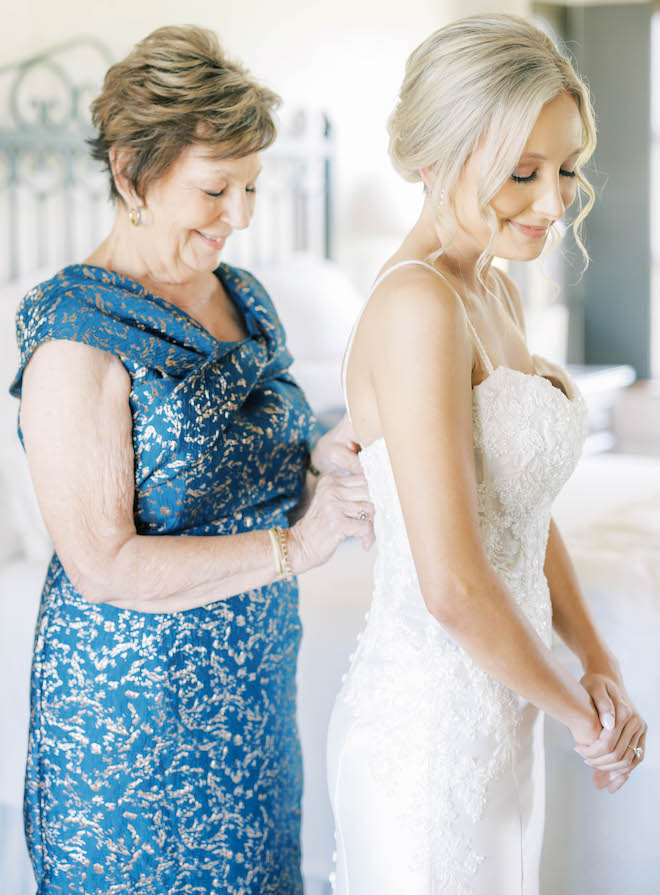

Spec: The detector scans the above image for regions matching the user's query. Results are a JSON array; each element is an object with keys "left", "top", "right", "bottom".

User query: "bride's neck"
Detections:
[{"left": 403, "top": 200, "right": 492, "bottom": 292}]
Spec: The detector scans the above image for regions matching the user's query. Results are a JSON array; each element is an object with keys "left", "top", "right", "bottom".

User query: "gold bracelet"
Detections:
[
  {"left": 268, "top": 527, "right": 294, "bottom": 581},
  {"left": 268, "top": 527, "right": 283, "bottom": 578},
  {"left": 276, "top": 526, "right": 294, "bottom": 581}
]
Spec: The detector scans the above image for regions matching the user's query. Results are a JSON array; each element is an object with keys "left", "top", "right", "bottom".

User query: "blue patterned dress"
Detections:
[{"left": 10, "top": 263, "right": 320, "bottom": 895}]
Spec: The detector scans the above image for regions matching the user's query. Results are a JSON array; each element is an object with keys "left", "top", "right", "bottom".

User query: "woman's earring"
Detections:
[
  {"left": 128, "top": 207, "right": 143, "bottom": 227},
  {"left": 424, "top": 181, "right": 445, "bottom": 206}
]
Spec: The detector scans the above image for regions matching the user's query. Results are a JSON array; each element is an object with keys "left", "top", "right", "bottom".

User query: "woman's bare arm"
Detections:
[
  {"left": 544, "top": 517, "right": 617, "bottom": 671},
  {"left": 544, "top": 516, "right": 647, "bottom": 786},
  {"left": 360, "top": 267, "right": 600, "bottom": 743},
  {"left": 20, "top": 340, "right": 371, "bottom": 612}
]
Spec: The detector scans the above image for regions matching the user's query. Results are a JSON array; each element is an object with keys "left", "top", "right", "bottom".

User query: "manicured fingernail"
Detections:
[{"left": 603, "top": 714, "right": 615, "bottom": 731}]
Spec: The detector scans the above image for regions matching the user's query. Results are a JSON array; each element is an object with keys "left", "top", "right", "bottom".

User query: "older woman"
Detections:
[{"left": 10, "top": 25, "right": 372, "bottom": 895}]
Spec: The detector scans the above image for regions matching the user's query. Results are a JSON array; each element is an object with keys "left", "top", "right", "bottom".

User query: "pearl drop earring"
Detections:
[{"left": 423, "top": 181, "right": 445, "bottom": 206}]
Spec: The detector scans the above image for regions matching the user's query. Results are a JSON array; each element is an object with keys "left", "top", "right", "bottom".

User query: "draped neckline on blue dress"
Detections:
[
  {"left": 10, "top": 259, "right": 296, "bottom": 418},
  {"left": 61, "top": 261, "right": 261, "bottom": 351}
]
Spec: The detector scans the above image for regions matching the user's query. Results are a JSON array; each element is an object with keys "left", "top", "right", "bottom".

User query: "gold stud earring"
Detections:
[{"left": 128, "top": 207, "right": 143, "bottom": 226}]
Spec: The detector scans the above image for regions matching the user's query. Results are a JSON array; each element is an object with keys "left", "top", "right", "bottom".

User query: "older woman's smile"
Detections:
[{"left": 196, "top": 229, "right": 228, "bottom": 249}]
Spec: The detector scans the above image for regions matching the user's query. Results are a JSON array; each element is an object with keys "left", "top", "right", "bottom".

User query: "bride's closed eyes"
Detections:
[{"left": 511, "top": 168, "right": 577, "bottom": 183}]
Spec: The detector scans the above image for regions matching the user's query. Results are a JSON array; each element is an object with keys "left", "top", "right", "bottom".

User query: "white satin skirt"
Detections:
[{"left": 327, "top": 696, "right": 546, "bottom": 895}]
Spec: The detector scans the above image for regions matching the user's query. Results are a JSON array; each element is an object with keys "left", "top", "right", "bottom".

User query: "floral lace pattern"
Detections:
[{"left": 330, "top": 364, "right": 588, "bottom": 894}]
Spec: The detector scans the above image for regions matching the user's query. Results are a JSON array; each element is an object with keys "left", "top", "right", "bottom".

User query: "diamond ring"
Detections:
[{"left": 627, "top": 745, "right": 643, "bottom": 760}]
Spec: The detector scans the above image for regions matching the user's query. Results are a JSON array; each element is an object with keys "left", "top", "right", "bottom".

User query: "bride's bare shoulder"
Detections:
[
  {"left": 363, "top": 261, "right": 468, "bottom": 336},
  {"left": 347, "top": 261, "right": 474, "bottom": 395}
]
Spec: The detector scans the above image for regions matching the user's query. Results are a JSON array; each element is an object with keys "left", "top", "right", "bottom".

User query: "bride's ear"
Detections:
[{"left": 420, "top": 165, "right": 436, "bottom": 194}]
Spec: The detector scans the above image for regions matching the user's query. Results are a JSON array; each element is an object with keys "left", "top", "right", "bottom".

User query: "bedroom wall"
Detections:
[
  {"left": 532, "top": 0, "right": 654, "bottom": 375},
  {"left": 4, "top": 0, "right": 531, "bottom": 292},
  {"left": 568, "top": 2, "right": 652, "bottom": 378}
]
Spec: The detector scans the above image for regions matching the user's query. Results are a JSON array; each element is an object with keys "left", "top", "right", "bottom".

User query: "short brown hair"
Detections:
[{"left": 89, "top": 24, "right": 281, "bottom": 202}]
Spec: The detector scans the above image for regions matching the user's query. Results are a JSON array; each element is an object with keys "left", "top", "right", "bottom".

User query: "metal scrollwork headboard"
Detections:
[
  {"left": 0, "top": 38, "right": 114, "bottom": 281},
  {"left": 0, "top": 37, "right": 333, "bottom": 284}
]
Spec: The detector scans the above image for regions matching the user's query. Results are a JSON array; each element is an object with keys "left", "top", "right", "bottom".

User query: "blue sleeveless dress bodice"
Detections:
[{"left": 10, "top": 262, "right": 320, "bottom": 895}]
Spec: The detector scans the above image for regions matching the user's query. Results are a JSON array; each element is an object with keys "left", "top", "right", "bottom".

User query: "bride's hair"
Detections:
[{"left": 387, "top": 13, "right": 597, "bottom": 281}]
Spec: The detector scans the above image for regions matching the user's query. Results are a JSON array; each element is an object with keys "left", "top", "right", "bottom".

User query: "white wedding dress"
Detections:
[{"left": 327, "top": 260, "right": 588, "bottom": 895}]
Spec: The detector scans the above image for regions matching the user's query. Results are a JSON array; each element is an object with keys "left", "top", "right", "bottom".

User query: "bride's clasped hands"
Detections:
[{"left": 575, "top": 667, "right": 647, "bottom": 794}]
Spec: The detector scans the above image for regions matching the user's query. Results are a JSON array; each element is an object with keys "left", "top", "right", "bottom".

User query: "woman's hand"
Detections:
[
  {"left": 566, "top": 694, "right": 603, "bottom": 750},
  {"left": 575, "top": 669, "right": 647, "bottom": 792},
  {"left": 288, "top": 471, "right": 375, "bottom": 574},
  {"left": 311, "top": 413, "right": 362, "bottom": 476},
  {"left": 289, "top": 414, "right": 364, "bottom": 525}
]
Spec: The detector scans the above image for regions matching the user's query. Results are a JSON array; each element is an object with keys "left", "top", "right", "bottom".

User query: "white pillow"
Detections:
[
  {"left": 250, "top": 253, "right": 363, "bottom": 365},
  {"left": 289, "top": 358, "right": 344, "bottom": 418},
  {"left": 250, "top": 254, "right": 364, "bottom": 416}
]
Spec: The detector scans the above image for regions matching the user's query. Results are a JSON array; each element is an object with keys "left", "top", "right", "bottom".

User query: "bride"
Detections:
[{"left": 327, "top": 14, "right": 647, "bottom": 895}]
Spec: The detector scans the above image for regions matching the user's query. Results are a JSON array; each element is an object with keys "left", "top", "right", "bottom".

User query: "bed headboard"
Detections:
[{"left": 0, "top": 37, "right": 334, "bottom": 284}]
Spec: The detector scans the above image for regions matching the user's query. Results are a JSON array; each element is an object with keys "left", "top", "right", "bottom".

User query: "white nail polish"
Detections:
[{"left": 603, "top": 714, "right": 615, "bottom": 731}]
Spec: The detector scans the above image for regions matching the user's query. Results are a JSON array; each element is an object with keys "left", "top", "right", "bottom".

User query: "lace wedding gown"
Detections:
[{"left": 327, "top": 260, "right": 588, "bottom": 895}]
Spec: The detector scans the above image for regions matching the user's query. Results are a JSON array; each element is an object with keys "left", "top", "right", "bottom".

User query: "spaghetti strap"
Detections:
[
  {"left": 341, "top": 259, "right": 494, "bottom": 422},
  {"left": 490, "top": 266, "right": 525, "bottom": 339},
  {"left": 463, "top": 315, "right": 495, "bottom": 376}
]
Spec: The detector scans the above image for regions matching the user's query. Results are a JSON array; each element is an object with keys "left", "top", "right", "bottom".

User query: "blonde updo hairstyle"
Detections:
[
  {"left": 388, "top": 14, "right": 597, "bottom": 283},
  {"left": 89, "top": 24, "right": 281, "bottom": 203}
]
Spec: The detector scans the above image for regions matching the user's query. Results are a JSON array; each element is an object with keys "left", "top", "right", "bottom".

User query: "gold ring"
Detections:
[
  {"left": 627, "top": 744, "right": 643, "bottom": 760},
  {"left": 357, "top": 511, "right": 367, "bottom": 521}
]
